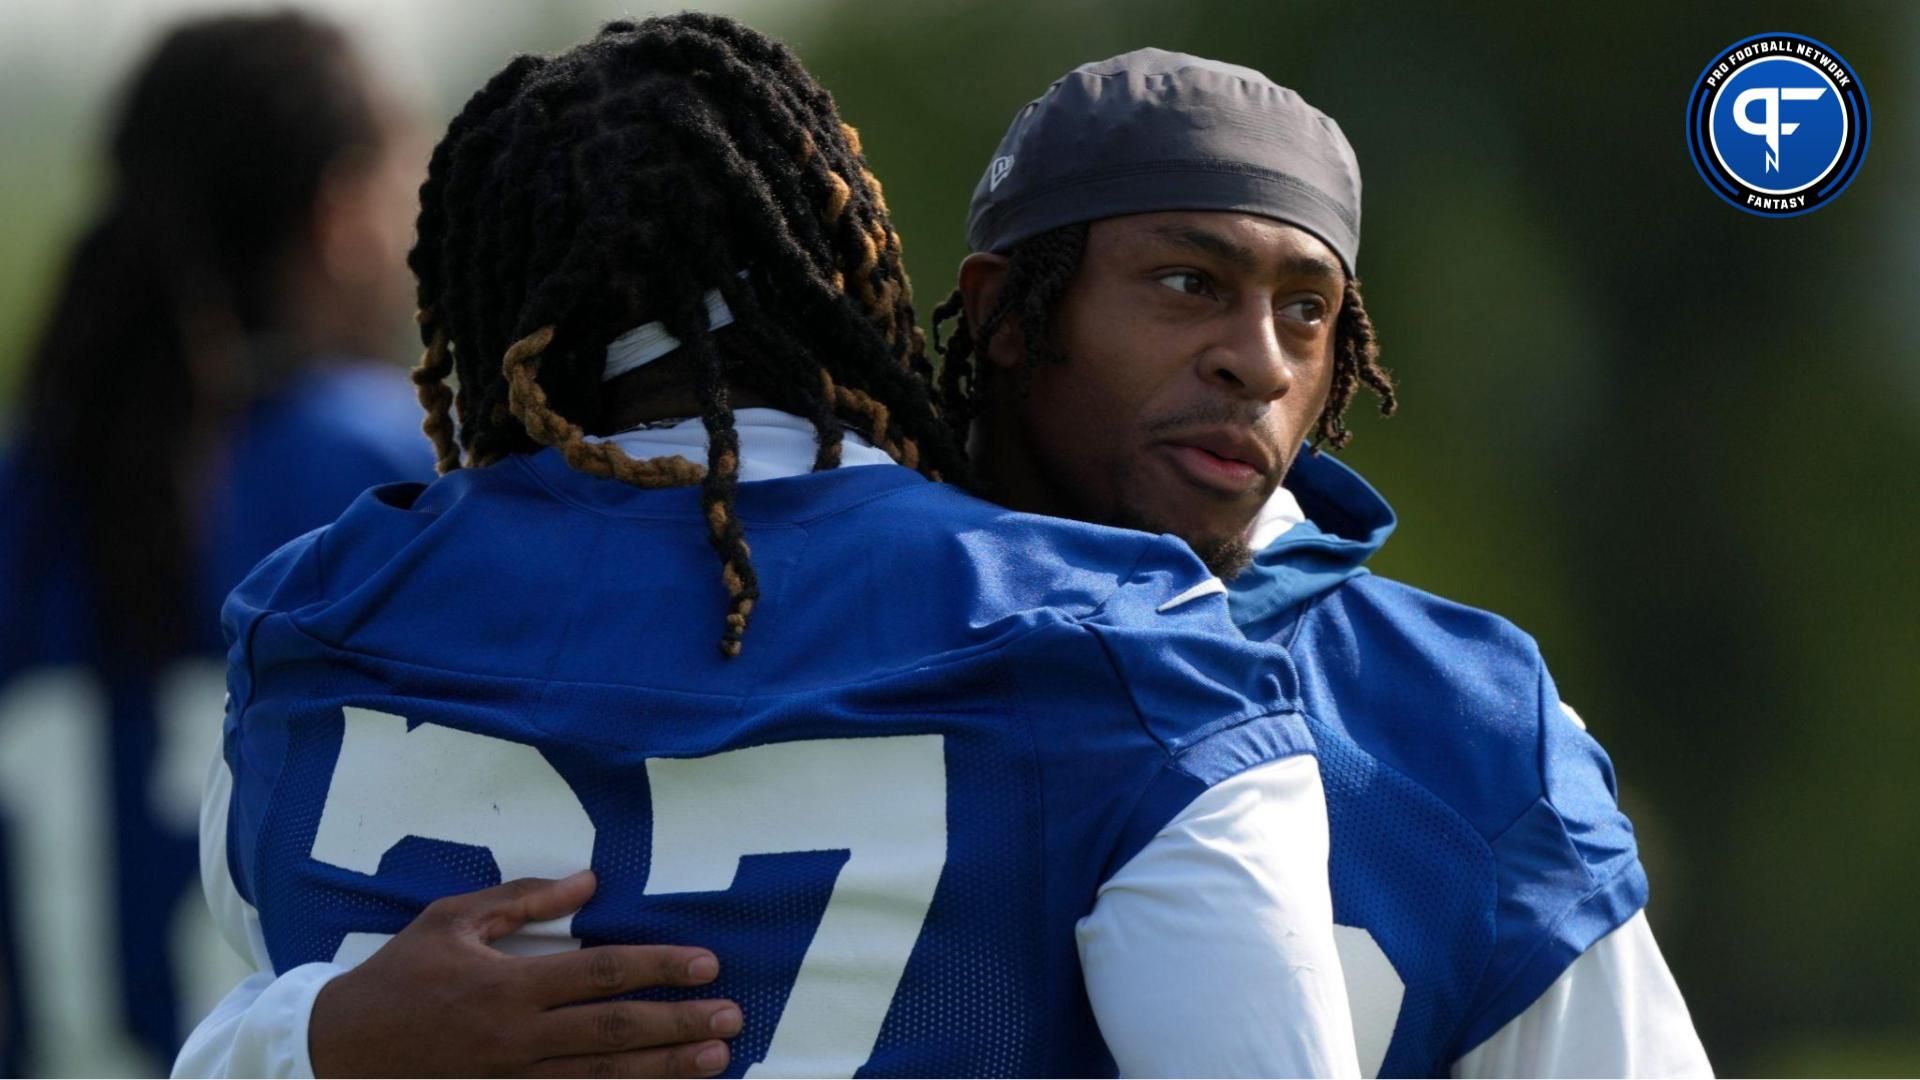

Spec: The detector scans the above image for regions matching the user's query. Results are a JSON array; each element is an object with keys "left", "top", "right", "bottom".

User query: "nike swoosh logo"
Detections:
[{"left": 1157, "top": 577, "right": 1228, "bottom": 613}]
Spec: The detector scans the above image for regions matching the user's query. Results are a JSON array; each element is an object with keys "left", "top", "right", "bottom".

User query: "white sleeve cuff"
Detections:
[
  {"left": 1452, "top": 910, "right": 1712, "bottom": 1078},
  {"left": 1077, "top": 754, "right": 1359, "bottom": 1078},
  {"left": 172, "top": 962, "right": 345, "bottom": 1078}
]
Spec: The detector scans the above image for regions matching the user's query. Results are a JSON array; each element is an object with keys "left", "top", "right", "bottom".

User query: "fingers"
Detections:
[
  {"left": 523, "top": 1038, "right": 732, "bottom": 1079},
  {"left": 524, "top": 945, "right": 723, "bottom": 1007},
  {"left": 532, "top": 999, "right": 742, "bottom": 1062},
  {"left": 422, "top": 872, "right": 598, "bottom": 943}
]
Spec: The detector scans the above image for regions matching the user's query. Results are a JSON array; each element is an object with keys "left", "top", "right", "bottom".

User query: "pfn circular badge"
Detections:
[{"left": 1686, "top": 33, "right": 1869, "bottom": 217}]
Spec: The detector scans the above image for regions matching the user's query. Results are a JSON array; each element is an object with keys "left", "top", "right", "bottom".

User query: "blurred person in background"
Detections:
[{"left": 0, "top": 11, "right": 432, "bottom": 1073}]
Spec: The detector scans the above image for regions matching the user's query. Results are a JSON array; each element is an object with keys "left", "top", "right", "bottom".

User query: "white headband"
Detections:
[{"left": 602, "top": 281, "right": 741, "bottom": 382}]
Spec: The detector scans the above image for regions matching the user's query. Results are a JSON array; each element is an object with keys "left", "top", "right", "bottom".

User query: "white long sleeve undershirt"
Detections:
[{"left": 1451, "top": 910, "right": 1712, "bottom": 1079}]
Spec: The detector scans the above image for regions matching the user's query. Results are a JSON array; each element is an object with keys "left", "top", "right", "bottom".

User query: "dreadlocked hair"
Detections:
[
  {"left": 931, "top": 223, "right": 1399, "bottom": 451},
  {"left": 410, "top": 13, "right": 963, "bottom": 657}
]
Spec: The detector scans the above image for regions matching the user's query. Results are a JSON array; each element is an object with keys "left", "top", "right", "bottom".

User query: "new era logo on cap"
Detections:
[{"left": 989, "top": 155, "right": 1015, "bottom": 191}]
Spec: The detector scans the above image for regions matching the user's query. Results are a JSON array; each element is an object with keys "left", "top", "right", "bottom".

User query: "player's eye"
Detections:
[
  {"left": 1277, "top": 297, "right": 1329, "bottom": 326},
  {"left": 1155, "top": 270, "right": 1214, "bottom": 297}
]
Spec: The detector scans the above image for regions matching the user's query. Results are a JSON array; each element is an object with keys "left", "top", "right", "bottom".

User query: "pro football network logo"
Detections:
[{"left": 1686, "top": 33, "right": 1869, "bottom": 217}]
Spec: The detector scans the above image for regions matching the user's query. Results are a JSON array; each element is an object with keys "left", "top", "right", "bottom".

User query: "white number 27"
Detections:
[{"left": 311, "top": 712, "right": 947, "bottom": 1078}]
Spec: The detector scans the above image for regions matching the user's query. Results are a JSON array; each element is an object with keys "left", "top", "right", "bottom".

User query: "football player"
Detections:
[
  {"left": 176, "top": 18, "right": 1357, "bottom": 1079},
  {"left": 931, "top": 50, "right": 1712, "bottom": 1078},
  {"left": 0, "top": 13, "right": 434, "bottom": 1073}
]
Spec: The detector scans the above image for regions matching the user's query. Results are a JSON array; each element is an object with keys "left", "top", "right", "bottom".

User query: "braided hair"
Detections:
[
  {"left": 411, "top": 13, "right": 962, "bottom": 657},
  {"left": 931, "top": 223, "right": 1398, "bottom": 450}
]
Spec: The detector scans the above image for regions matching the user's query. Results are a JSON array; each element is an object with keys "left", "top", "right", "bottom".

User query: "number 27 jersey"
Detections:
[{"left": 218, "top": 452, "right": 1317, "bottom": 1077}]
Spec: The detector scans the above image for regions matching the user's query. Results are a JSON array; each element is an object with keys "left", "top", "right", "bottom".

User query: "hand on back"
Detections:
[{"left": 309, "top": 872, "right": 740, "bottom": 1078}]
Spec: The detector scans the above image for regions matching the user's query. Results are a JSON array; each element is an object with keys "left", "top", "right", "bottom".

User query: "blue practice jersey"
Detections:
[
  {"left": 0, "top": 359, "right": 433, "bottom": 670},
  {"left": 0, "top": 359, "right": 430, "bottom": 1074},
  {"left": 220, "top": 450, "right": 1316, "bottom": 1078},
  {"left": 1229, "top": 450, "right": 1647, "bottom": 1078}
]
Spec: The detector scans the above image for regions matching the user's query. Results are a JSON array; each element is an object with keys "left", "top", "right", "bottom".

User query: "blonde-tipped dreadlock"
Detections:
[
  {"left": 498, "top": 326, "right": 707, "bottom": 487},
  {"left": 411, "top": 309, "right": 461, "bottom": 474},
  {"left": 407, "top": 14, "right": 965, "bottom": 656}
]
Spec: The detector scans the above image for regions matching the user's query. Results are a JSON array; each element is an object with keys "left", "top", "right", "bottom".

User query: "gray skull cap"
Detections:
[{"left": 965, "top": 48, "right": 1361, "bottom": 275}]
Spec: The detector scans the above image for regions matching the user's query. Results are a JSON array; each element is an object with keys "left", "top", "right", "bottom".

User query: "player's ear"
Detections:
[{"left": 957, "top": 253, "right": 1022, "bottom": 372}]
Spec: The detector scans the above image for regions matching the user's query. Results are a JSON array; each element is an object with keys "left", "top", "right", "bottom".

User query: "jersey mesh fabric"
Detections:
[
  {"left": 1227, "top": 448, "right": 1648, "bottom": 1076},
  {"left": 1247, "top": 555, "right": 1646, "bottom": 1076},
  {"left": 1311, "top": 711, "right": 1494, "bottom": 1076},
  {"left": 223, "top": 453, "right": 1314, "bottom": 1077},
  {"left": 250, "top": 704, "right": 1038, "bottom": 1076}
]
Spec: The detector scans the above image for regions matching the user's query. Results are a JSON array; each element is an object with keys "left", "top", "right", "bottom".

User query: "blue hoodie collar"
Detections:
[{"left": 1226, "top": 447, "right": 1396, "bottom": 637}]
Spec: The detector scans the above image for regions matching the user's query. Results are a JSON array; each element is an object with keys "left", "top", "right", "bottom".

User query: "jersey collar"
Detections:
[
  {"left": 517, "top": 409, "right": 923, "bottom": 523},
  {"left": 1227, "top": 448, "right": 1397, "bottom": 636}
]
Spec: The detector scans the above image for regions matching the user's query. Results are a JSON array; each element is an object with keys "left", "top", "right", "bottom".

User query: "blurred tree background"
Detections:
[{"left": 1, "top": 0, "right": 1915, "bottom": 1074}]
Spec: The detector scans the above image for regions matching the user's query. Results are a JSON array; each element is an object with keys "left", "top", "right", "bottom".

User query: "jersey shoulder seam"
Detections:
[{"left": 1449, "top": 854, "right": 1649, "bottom": 1063}]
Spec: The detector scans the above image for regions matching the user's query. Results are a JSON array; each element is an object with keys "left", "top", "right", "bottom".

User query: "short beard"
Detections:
[{"left": 1109, "top": 504, "right": 1254, "bottom": 581}]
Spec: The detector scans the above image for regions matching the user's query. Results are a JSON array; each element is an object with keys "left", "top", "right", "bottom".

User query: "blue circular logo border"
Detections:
[{"left": 1685, "top": 32, "right": 1870, "bottom": 218}]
